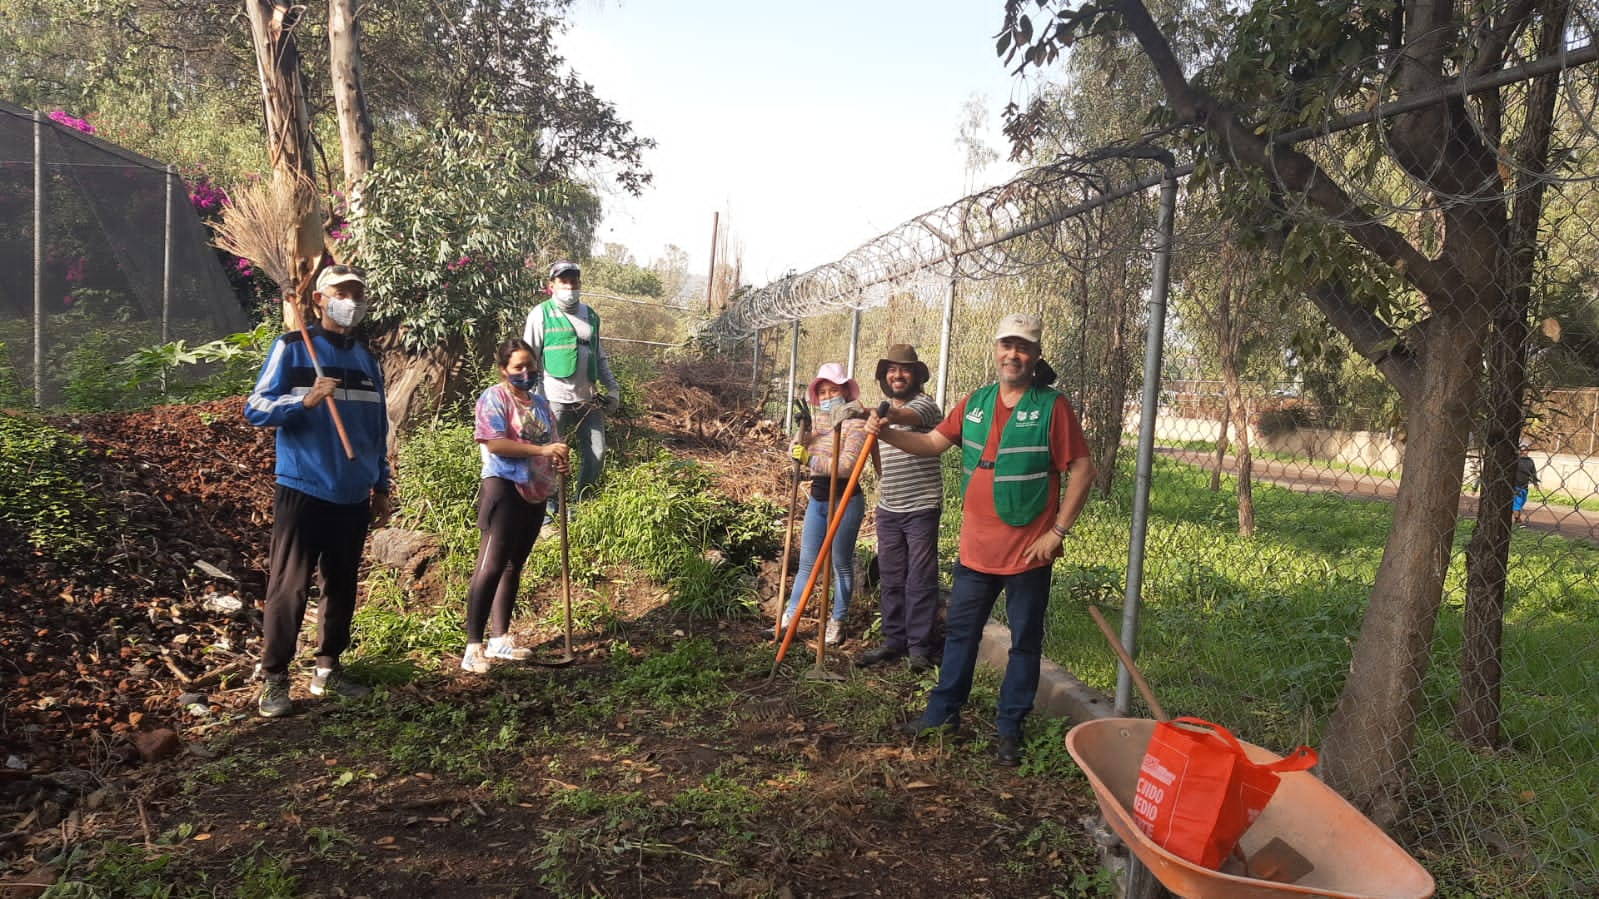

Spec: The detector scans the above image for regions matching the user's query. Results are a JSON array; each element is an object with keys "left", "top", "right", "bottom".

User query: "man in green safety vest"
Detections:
[
  {"left": 867, "top": 312, "right": 1094, "bottom": 767},
  {"left": 522, "top": 261, "right": 621, "bottom": 507}
]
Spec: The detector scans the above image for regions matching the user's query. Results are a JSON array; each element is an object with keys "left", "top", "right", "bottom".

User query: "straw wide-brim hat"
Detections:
[
  {"left": 874, "top": 344, "right": 930, "bottom": 384},
  {"left": 807, "top": 362, "right": 861, "bottom": 406}
]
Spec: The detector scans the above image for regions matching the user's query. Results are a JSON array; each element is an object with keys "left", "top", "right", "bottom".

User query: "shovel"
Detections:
[
  {"left": 532, "top": 469, "right": 576, "bottom": 667},
  {"left": 1086, "top": 605, "right": 1313, "bottom": 885}
]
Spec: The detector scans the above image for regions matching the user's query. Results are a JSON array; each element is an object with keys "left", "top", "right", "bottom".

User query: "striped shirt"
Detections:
[{"left": 877, "top": 393, "right": 945, "bottom": 513}]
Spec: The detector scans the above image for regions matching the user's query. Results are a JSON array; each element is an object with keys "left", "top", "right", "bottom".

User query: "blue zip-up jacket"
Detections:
[{"left": 245, "top": 326, "right": 391, "bottom": 505}]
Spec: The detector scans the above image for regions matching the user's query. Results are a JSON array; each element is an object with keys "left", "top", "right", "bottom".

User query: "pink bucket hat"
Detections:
[{"left": 807, "top": 362, "right": 861, "bottom": 406}]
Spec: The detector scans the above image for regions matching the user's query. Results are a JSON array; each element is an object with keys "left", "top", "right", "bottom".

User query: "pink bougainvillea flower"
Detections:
[{"left": 47, "top": 110, "right": 95, "bottom": 135}]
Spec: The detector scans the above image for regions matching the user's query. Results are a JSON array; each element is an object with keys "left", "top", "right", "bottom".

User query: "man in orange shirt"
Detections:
[{"left": 866, "top": 312, "right": 1094, "bottom": 766}]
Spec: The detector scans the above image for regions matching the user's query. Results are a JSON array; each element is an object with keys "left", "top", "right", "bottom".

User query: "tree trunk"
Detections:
[
  {"left": 1320, "top": 309, "right": 1486, "bottom": 825},
  {"left": 1210, "top": 394, "right": 1229, "bottom": 493},
  {"left": 1456, "top": 3, "right": 1563, "bottom": 750},
  {"left": 369, "top": 330, "right": 488, "bottom": 451},
  {"left": 328, "top": 0, "right": 375, "bottom": 195},
  {"left": 1232, "top": 385, "right": 1254, "bottom": 536},
  {"left": 243, "top": 0, "right": 322, "bottom": 324}
]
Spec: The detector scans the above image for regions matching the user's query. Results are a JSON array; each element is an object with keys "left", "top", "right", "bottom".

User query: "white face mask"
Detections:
[
  {"left": 552, "top": 287, "right": 580, "bottom": 309},
  {"left": 325, "top": 297, "right": 368, "bottom": 328}
]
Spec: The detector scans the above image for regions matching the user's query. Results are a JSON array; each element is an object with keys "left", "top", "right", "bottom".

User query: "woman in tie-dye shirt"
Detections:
[{"left": 462, "top": 338, "right": 570, "bottom": 673}]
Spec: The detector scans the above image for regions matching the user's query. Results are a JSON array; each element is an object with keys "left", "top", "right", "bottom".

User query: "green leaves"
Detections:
[
  {"left": 0, "top": 413, "right": 107, "bottom": 555},
  {"left": 348, "top": 127, "right": 594, "bottom": 353}
]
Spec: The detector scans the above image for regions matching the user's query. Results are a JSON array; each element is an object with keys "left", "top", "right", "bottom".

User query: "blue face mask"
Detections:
[
  {"left": 818, "top": 397, "right": 842, "bottom": 412},
  {"left": 508, "top": 371, "right": 536, "bottom": 392}
]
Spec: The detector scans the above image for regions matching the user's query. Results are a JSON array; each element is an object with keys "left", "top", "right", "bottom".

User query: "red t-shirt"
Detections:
[{"left": 935, "top": 390, "right": 1091, "bottom": 575}]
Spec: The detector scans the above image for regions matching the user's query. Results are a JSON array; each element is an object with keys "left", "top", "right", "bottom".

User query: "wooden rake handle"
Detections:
[{"left": 1088, "top": 605, "right": 1168, "bottom": 722}]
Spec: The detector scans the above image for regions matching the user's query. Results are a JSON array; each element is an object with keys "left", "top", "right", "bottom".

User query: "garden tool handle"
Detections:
[
  {"left": 295, "top": 313, "right": 356, "bottom": 460},
  {"left": 773, "top": 424, "right": 880, "bottom": 667},
  {"left": 558, "top": 469, "right": 573, "bottom": 658},
  {"left": 1088, "top": 605, "right": 1168, "bottom": 722}
]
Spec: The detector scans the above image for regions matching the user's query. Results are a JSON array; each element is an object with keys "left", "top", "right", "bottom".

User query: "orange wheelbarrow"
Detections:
[{"left": 1065, "top": 718, "right": 1436, "bottom": 899}]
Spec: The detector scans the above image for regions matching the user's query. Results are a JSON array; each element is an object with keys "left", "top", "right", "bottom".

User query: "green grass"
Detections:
[{"left": 1046, "top": 452, "right": 1599, "bottom": 896}]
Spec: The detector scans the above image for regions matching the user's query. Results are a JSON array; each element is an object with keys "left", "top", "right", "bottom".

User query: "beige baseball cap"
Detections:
[{"left": 995, "top": 312, "right": 1043, "bottom": 345}]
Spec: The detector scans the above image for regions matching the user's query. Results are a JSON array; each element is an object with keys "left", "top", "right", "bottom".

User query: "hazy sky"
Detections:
[{"left": 561, "top": 0, "right": 1040, "bottom": 286}]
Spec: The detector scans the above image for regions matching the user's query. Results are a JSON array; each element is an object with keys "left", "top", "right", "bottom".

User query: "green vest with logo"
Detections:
[
  {"left": 960, "top": 384, "right": 1056, "bottom": 526},
  {"left": 540, "top": 302, "right": 601, "bottom": 381}
]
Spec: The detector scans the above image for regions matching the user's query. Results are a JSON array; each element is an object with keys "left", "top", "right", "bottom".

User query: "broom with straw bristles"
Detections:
[{"left": 213, "top": 177, "right": 355, "bottom": 459}]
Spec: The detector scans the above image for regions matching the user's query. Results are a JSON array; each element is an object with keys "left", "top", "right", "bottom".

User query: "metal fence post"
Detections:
[
  {"left": 33, "top": 110, "right": 44, "bottom": 407},
  {"left": 785, "top": 320, "right": 799, "bottom": 433},
  {"left": 935, "top": 276, "right": 955, "bottom": 409},
  {"left": 846, "top": 306, "right": 861, "bottom": 379},
  {"left": 1117, "top": 166, "right": 1178, "bottom": 715},
  {"left": 751, "top": 328, "right": 760, "bottom": 389},
  {"left": 162, "top": 165, "right": 175, "bottom": 348}
]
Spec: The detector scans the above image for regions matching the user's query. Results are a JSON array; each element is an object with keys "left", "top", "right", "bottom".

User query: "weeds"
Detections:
[
  {"left": 610, "top": 636, "right": 730, "bottom": 711},
  {"left": 0, "top": 413, "right": 108, "bottom": 554}
]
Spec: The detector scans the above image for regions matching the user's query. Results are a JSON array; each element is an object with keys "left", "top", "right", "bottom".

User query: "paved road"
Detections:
[{"left": 1158, "top": 447, "right": 1599, "bottom": 543}]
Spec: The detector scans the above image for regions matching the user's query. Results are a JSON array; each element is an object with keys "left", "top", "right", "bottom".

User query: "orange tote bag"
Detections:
[{"left": 1131, "top": 716, "right": 1318, "bottom": 869}]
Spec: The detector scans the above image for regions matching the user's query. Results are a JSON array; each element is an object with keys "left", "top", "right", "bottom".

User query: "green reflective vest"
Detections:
[
  {"left": 960, "top": 383, "right": 1056, "bottom": 526},
  {"left": 540, "top": 302, "right": 601, "bottom": 381}
]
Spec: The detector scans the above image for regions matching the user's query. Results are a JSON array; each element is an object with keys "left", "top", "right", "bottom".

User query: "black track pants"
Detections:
[{"left": 259, "top": 485, "right": 371, "bottom": 674}]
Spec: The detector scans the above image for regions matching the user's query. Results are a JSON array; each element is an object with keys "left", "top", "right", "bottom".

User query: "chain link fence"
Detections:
[
  {"left": 0, "top": 99, "right": 247, "bottom": 408},
  {"left": 711, "top": 13, "right": 1599, "bottom": 893}
]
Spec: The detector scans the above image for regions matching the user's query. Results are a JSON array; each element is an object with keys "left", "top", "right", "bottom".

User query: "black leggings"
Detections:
[{"left": 465, "top": 477, "right": 547, "bottom": 642}]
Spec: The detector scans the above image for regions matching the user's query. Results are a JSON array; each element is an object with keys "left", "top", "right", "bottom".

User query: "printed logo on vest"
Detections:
[{"left": 965, "top": 408, "right": 985, "bottom": 424}]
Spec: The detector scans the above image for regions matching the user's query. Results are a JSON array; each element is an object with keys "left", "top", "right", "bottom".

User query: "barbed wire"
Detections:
[{"left": 706, "top": 151, "right": 1182, "bottom": 340}]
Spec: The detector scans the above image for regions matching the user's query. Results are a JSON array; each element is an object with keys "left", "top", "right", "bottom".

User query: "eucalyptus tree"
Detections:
[{"left": 1000, "top": 0, "right": 1579, "bottom": 820}]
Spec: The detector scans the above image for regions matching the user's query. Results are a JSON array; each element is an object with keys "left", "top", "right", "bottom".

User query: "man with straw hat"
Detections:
[
  {"left": 857, "top": 344, "right": 944, "bottom": 673},
  {"left": 867, "top": 313, "right": 1094, "bottom": 767},
  {"left": 246, "top": 264, "right": 393, "bottom": 718}
]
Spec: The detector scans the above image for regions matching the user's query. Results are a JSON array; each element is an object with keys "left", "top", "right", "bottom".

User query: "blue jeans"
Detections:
[
  {"left": 550, "top": 402, "right": 606, "bottom": 512},
  {"left": 919, "top": 560, "right": 1052, "bottom": 738},
  {"left": 875, "top": 506, "right": 942, "bottom": 656},
  {"left": 785, "top": 493, "right": 865, "bottom": 623}
]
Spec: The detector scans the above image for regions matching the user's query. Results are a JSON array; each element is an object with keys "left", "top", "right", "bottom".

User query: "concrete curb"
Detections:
[{"left": 975, "top": 618, "right": 1118, "bottom": 724}]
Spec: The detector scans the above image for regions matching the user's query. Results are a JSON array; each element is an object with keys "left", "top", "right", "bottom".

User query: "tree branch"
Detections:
[{"left": 1110, "top": 0, "right": 1446, "bottom": 302}]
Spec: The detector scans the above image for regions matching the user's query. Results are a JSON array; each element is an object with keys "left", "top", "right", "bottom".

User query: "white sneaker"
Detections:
[
  {"left": 461, "top": 643, "right": 490, "bottom": 674},
  {"left": 486, "top": 635, "right": 533, "bottom": 661},
  {"left": 780, "top": 610, "right": 795, "bottom": 631},
  {"left": 825, "top": 619, "right": 843, "bottom": 646}
]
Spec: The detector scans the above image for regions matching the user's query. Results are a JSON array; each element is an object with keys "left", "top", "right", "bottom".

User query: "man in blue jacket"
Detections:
[{"left": 245, "top": 264, "right": 392, "bottom": 717}]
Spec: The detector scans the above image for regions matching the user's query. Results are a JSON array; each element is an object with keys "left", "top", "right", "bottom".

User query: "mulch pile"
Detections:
[{"left": 1, "top": 401, "right": 276, "bottom": 771}]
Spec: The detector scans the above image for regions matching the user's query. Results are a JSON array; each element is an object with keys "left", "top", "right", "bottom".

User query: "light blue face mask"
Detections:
[{"left": 818, "top": 397, "right": 842, "bottom": 412}]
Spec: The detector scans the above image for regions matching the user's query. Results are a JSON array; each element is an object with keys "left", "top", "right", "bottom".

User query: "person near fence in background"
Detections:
[
  {"left": 1514, "top": 439, "right": 1540, "bottom": 525},
  {"left": 461, "top": 338, "right": 572, "bottom": 674},
  {"left": 783, "top": 363, "right": 871, "bottom": 647},
  {"left": 867, "top": 312, "right": 1094, "bottom": 767},
  {"left": 246, "top": 264, "right": 392, "bottom": 718},
  {"left": 522, "top": 261, "right": 620, "bottom": 514},
  {"left": 857, "top": 344, "right": 945, "bottom": 673}
]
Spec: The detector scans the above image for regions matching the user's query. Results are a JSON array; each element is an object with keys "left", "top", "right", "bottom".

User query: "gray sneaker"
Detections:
[
  {"left": 309, "top": 666, "right": 371, "bottom": 700},
  {"left": 257, "top": 674, "right": 292, "bottom": 718}
]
